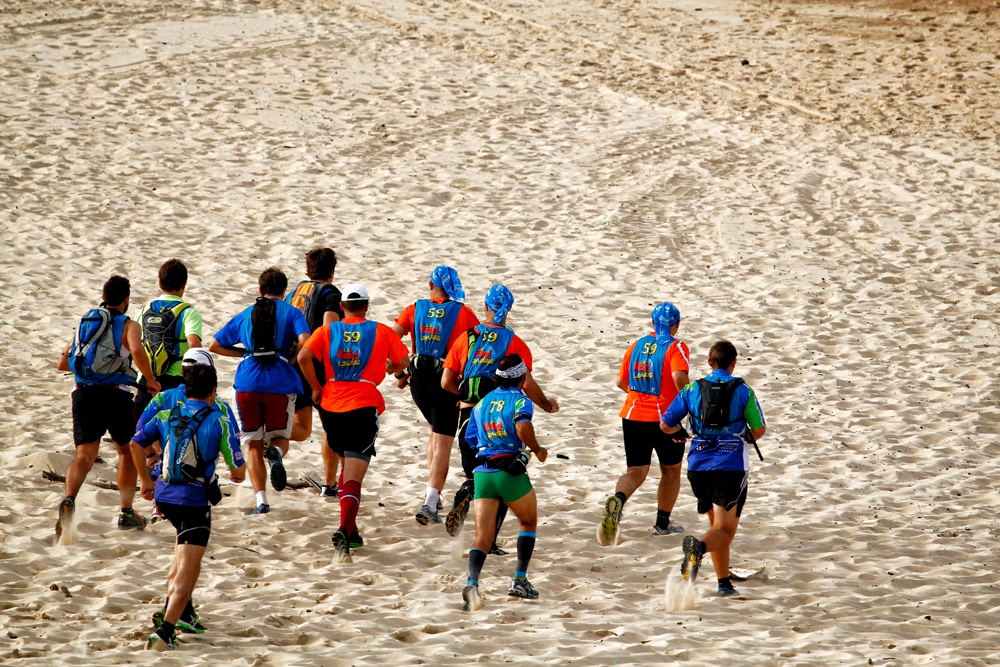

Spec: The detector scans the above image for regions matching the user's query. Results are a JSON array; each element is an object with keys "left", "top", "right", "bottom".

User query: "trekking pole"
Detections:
[{"left": 744, "top": 429, "right": 764, "bottom": 462}]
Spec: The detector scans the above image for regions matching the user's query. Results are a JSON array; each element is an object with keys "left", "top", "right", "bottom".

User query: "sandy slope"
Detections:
[{"left": 1, "top": 0, "right": 998, "bottom": 664}]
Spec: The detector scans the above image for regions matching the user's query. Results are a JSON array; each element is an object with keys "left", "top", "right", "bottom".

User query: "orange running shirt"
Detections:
[
  {"left": 617, "top": 336, "right": 690, "bottom": 422},
  {"left": 394, "top": 298, "right": 480, "bottom": 355},
  {"left": 303, "top": 317, "right": 410, "bottom": 414},
  {"left": 443, "top": 323, "right": 533, "bottom": 376}
]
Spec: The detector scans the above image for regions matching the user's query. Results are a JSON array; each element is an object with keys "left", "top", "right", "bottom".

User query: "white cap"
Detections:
[
  {"left": 181, "top": 348, "right": 215, "bottom": 367},
  {"left": 342, "top": 284, "right": 370, "bottom": 302}
]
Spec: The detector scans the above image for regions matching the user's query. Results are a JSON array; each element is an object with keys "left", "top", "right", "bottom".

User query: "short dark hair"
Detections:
[
  {"left": 342, "top": 299, "right": 368, "bottom": 315},
  {"left": 495, "top": 353, "right": 525, "bottom": 388},
  {"left": 102, "top": 275, "right": 131, "bottom": 306},
  {"left": 158, "top": 259, "right": 188, "bottom": 292},
  {"left": 258, "top": 267, "right": 288, "bottom": 297},
  {"left": 305, "top": 247, "right": 336, "bottom": 281},
  {"left": 708, "top": 340, "right": 738, "bottom": 370},
  {"left": 183, "top": 364, "right": 217, "bottom": 400}
]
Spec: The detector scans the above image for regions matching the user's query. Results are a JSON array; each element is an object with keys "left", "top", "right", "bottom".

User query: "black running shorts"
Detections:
[
  {"left": 622, "top": 419, "right": 685, "bottom": 468},
  {"left": 409, "top": 372, "right": 460, "bottom": 436},
  {"left": 157, "top": 501, "right": 212, "bottom": 547},
  {"left": 686, "top": 470, "right": 749, "bottom": 517},
  {"left": 72, "top": 385, "right": 137, "bottom": 447},
  {"left": 319, "top": 406, "right": 379, "bottom": 460},
  {"left": 134, "top": 374, "right": 183, "bottom": 416}
]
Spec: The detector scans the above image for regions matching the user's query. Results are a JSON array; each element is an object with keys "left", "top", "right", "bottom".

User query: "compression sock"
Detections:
[
  {"left": 494, "top": 503, "right": 509, "bottom": 541},
  {"left": 340, "top": 480, "right": 362, "bottom": 533},
  {"left": 615, "top": 491, "right": 627, "bottom": 510},
  {"left": 424, "top": 486, "right": 440, "bottom": 510},
  {"left": 655, "top": 510, "right": 672, "bottom": 529},
  {"left": 515, "top": 532, "right": 536, "bottom": 578},
  {"left": 255, "top": 491, "right": 268, "bottom": 507},
  {"left": 467, "top": 548, "right": 487, "bottom": 585}
]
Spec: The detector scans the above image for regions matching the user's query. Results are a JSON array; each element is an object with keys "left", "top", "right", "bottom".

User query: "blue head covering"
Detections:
[
  {"left": 430, "top": 265, "right": 465, "bottom": 302},
  {"left": 485, "top": 284, "right": 515, "bottom": 323},
  {"left": 652, "top": 302, "right": 680, "bottom": 341}
]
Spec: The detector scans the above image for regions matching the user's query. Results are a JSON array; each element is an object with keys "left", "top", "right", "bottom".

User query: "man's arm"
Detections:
[
  {"left": 297, "top": 347, "right": 324, "bottom": 405},
  {"left": 522, "top": 371, "right": 559, "bottom": 414},
  {"left": 441, "top": 367, "right": 460, "bottom": 395},
  {"left": 57, "top": 341, "right": 71, "bottom": 372},
  {"left": 186, "top": 334, "right": 202, "bottom": 348},
  {"left": 672, "top": 370, "right": 690, "bottom": 391},
  {"left": 615, "top": 376, "right": 629, "bottom": 392},
  {"left": 207, "top": 338, "right": 245, "bottom": 359},
  {"left": 514, "top": 420, "right": 548, "bottom": 463},
  {"left": 660, "top": 392, "right": 689, "bottom": 435},
  {"left": 124, "top": 320, "right": 160, "bottom": 394},
  {"left": 322, "top": 311, "right": 341, "bottom": 327}
]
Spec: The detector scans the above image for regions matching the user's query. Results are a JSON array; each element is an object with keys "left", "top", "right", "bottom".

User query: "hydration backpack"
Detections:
[
  {"left": 70, "top": 308, "right": 137, "bottom": 386},
  {"left": 695, "top": 378, "right": 745, "bottom": 433},
  {"left": 250, "top": 297, "right": 278, "bottom": 364},
  {"left": 160, "top": 404, "right": 215, "bottom": 484},
  {"left": 285, "top": 280, "right": 329, "bottom": 332},
  {"left": 140, "top": 302, "right": 191, "bottom": 377}
]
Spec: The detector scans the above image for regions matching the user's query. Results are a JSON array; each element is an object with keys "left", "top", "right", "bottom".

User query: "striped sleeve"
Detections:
[
  {"left": 216, "top": 399, "right": 245, "bottom": 469},
  {"left": 743, "top": 386, "right": 766, "bottom": 430}
]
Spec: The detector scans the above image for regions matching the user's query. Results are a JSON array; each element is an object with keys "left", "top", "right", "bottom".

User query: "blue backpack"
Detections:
[{"left": 70, "top": 308, "right": 138, "bottom": 386}]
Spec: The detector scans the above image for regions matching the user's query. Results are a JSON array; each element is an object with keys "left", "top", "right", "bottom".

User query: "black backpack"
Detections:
[
  {"left": 696, "top": 378, "right": 744, "bottom": 433},
  {"left": 141, "top": 302, "right": 191, "bottom": 377},
  {"left": 250, "top": 297, "right": 278, "bottom": 364},
  {"left": 285, "top": 280, "right": 330, "bottom": 332}
]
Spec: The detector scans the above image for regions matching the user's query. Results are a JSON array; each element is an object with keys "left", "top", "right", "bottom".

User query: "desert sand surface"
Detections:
[{"left": 1, "top": 0, "right": 998, "bottom": 664}]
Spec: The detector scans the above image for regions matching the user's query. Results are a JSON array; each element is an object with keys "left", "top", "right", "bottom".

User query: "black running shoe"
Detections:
[
  {"left": 446, "top": 483, "right": 472, "bottom": 537},
  {"left": 177, "top": 613, "right": 207, "bottom": 634},
  {"left": 55, "top": 497, "right": 75, "bottom": 537},
  {"left": 349, "top": 531, "right": 365, "bottom": 549},
  {"left": 118, "top": 509, "right": 148, "bottom": 530},
  {"left": 716, "top": 585, "right": 739, "bottom": 598},
  {"left": 263, "top": 446, "right": 287, "bottom": 492},
  {"left": 331, "top": 529, "right": 352, "bottom": 560},
  {"left": 680, "top": 535, "right": 703, "bottom": 581},
  {"left": 488, "top": 543, "right": 508, "bottom": 556}
]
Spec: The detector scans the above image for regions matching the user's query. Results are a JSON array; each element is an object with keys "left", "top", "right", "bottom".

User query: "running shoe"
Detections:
[
  {"left": 716, "top": 585, "right": 739, "bottom": 598},
  {"left": 488, "top": 543, "right": 508, "bottom": 556},
  {"left": 55, "top": 496, "right": 75, "bottom": 537},
  {"left": 151, "top": 609, "right": 164, "bottom": 628},
  {"left": 146, "top": 629, "right": 179, "bottom": 651},
  {"left": 331, "top": 529, "right": 352, "bottom": 559},
  {"left": 446, "top": 484, "right": 472, "bottom": 537},
  {"left": 118, "top": 509, "right": 148, "bottom": 530},
  {"left": 263, "top": 445, "right": 287, "bottom": 492},
  {"left": 348, "top": 531, "right": 365, "bottom": 549},
  {"left": 600, "top": 495, "right": 623, "bottom": 545},
  {"left": 251, "top": 503, "right": 270, "bottom": 515},
  {"left": 319, "top": 485, "right": 338, "bottom": 498},
  {"left": 507, "top": 577, "right": 540, "bottom": 600},
  {"left": 149, "top": 504, "right": 164, "bottom": 525},
  {"left": 680, "top": 534, "right": 703, "bottom": 582},
  {"left": 461, "top": 584, "right": 482, "bottom": 612},
  {"left": 177, "top": 613, "right": 207, "bottom": 634},
  {"left": 652, "top": 522, "right": 685, "bottom": 536},
  {"left": 415, "top": 503, "right": 441, "bottom": 526}
]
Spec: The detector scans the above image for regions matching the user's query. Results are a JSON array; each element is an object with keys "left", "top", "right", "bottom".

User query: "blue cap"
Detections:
[
  {"left": 485, "top": 284, "right": 515, "bottom": 323},
  {"left": 429, "top": 265, "right": 465, "bottom": 302},
  {"left": 652, "top": 302, "right": 680, "bottom": 340}
]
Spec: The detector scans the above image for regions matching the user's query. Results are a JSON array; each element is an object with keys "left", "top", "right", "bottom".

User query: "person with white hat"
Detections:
[{"left": 298, "top": 284, "right": 410, "bottom": 560}]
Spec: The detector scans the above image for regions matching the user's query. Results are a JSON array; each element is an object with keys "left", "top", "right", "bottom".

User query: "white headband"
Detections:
[{"left": 495, "top": 361, "right": 528, "bottom": 379}]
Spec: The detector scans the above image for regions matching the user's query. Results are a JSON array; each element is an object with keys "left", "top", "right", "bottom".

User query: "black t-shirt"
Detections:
[{"left": 312, "top": 284, "right": 344, "bottom": 332}]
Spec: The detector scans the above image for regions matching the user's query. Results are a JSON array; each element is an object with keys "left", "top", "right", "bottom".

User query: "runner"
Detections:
[
  {"left": 135, "top": 348, "right": 227, "bottom": 525},
  {"left": 207, "top": 267, "right": 310, "bottom": 515},
  {"left": 129, "top": 363, "right": 245, "bottom": 650},
  {"left": 660, "top": 340, "right": 767, "bottom": 598},
  {"left": 134, "top": 259, "right": 203, "bottom": 416},
  {"left": 55, "top": 275, "right": 159, "bottom": 536},
  {"left": 285, "top": 247, "right": 344, "bottom": 496},
  {"left": 297, "top": 284, "right": 409, "bottom": 559},
  {"left": 441, "top": 284, "right": 558, "bottom": 548},
  {"left": 599, "top": 302, "right": 690, "bottom": 545},
  {"left": 460, "top": 355, "right": 548, "bottom": 612},
  {"left": 391, "top": 265, "right": 479, "bottom": 526}
]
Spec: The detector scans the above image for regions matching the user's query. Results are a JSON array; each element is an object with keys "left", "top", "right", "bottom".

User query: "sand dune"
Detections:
[{"left": 1, "top": 0, "right": 998, "bottom": 664}]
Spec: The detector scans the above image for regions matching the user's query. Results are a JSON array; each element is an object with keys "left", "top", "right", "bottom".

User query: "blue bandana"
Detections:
[
  {"left": 652, "top": 302, "right": 680, "bottom": 341},
  {"left": 430, "top": 265, "right": 465, "bottom": 302},
  {"left": 485, "top": 284, "right": 515, "bottom": 323}
]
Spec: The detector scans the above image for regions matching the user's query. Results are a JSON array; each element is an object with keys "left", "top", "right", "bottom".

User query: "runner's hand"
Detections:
[
  {"left": 312, "top": 388, "right": 322, "bottom": 405},
  {"left": 396, "top": 374, "right": 409, "bottom": 389},
  {"left": 139, "top": 480, "right": 154, "bottom": 501},
  {"left": 146, "top": 377, "right": 162, "bottom": 394},
  {"left": 545, "top": 398, "right": 560, "bottom": 414},
  {"left": 535, "top": 446, "right": 548, "bottom": 463}
]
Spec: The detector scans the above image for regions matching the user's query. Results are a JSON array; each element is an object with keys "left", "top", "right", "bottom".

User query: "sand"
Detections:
[{"left": 1, "top": 0, "right": 998, "bottom": 664}]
